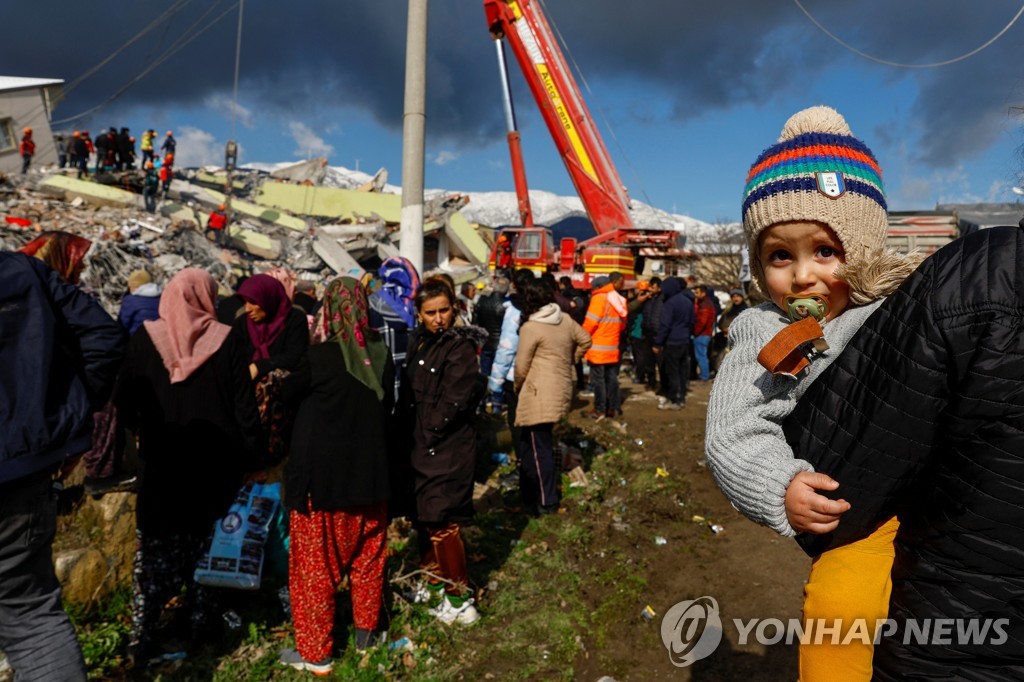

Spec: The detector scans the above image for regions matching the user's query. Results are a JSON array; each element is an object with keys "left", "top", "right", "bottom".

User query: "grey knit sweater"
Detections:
[{"left": 704, "top": 299, "right": 883, "bottom": 537}]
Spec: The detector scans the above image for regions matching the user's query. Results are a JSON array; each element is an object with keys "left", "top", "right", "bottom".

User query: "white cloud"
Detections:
[
  {"left": 287, "top": 121, "right": 334, "bottom": 159},
  {"left": 173, "top": 126, "right": 239, "bottom": 168},
  {"left": 204, "top": 93, "right": 255, "bottom": 128},
  {"left": 433, "top": 150, "right": 459, "bottom": 166}
]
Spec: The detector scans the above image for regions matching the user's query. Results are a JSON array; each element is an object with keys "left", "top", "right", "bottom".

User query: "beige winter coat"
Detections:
[{"left": 514, "top": 304, "right": 592, "bottom": 427}]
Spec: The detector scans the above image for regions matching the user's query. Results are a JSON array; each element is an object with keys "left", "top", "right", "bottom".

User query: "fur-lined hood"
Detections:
[
  {"left": 439, "top": 323, "right": 489, "bottom": 351},
  {"left": 836, "top": 249, "right": 924, "bottom": 306}
]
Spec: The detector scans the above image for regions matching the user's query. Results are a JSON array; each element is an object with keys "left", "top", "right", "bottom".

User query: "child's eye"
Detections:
[
  {"left": 817, "top": 246, "right": 841, "bottom": 259},
  {"left": 767, "top": 249, "right": 791, "bottom": 263}
]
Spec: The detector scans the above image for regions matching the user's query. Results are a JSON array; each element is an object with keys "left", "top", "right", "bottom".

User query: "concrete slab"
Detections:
[
  {"left": 255, "top": 182, "right": 401, "bottom": 223},
  {"left": 444, "top": 212, "right": 489, "bottom": 266},
  {"left": 40, "top": 175, "right": 138, "bottom": 209},
  {"left": 203, "top": 188, "right": 307, "bottom": 232},
  {"left": 191, "top": 171, "right": 247, "bottom": 192},
  {"left": 270, "top": 158, "right": 328, "bottom": 185},
  {"left": 197, "top": 211, "right": 281, "bottom": 259},
  {"left": 312, "top": 227, "right": 364, "bottom": 278}
]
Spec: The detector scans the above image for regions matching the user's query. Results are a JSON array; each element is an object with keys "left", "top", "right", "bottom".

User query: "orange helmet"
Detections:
[
  {"left": 636, "top": 280, "right": 651, "bottom": 291},
  {"left": 218, "top": 204, "right": 226, "bottom": 211},
  {"left": 22, "top": 127, "right": 31, "bottom": 134},
  {"left": 166, "top": 130, "right": 173, "bottom": 136},
  {"left": 72, "top": 131, "right": 80, "bottom": 137}
]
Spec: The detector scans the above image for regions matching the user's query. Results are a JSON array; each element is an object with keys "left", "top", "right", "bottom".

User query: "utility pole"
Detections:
[{"left": 399, "top": 0, "right": 427, "bottom": 274}]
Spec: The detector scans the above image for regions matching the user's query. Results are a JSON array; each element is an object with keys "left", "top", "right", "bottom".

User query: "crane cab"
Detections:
[{"left": 488, "top": 226, "right": 557, "bottom": 276}]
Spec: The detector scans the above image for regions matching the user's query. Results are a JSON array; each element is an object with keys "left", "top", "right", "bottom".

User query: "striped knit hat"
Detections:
[{"left": 741, "top": 106, "right": 887, "bottom": 296}]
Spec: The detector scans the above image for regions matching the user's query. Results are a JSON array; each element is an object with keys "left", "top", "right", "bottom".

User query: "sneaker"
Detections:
[
  {"left": 84, "top": 472, "right": 137, "bottom": 496},
  {"left": 578, "top": 389, "right": 595, "bottom": 398},
  {"left": 279, "top": 648, "right": 333, "bottom": 677},
  {"left": 658, "top": 401, "right": 684, "bottom": 411},
  {"left": 657, "top": 396, "right": 669, "bottom": 407},
  {"left": 430, "top": 596, "right": 481, "bottom": 625}
]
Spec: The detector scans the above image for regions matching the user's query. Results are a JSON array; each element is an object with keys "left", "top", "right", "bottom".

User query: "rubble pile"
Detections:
[{"left": 0, "top": 159, "right": 491, "bottom": 314}]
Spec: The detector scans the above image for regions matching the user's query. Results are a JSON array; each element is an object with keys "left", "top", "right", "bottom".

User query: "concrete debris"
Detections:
[{"left": 2, "top": 163, "right": 493, "bottom": 308}]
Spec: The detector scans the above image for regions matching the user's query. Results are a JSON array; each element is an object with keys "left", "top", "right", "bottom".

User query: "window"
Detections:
[
  {"left": 0, "top": 119, "right": 14, "bottom": 152},
  {"left": 515, "top": 231, "right": 542, "bottom": 259}
]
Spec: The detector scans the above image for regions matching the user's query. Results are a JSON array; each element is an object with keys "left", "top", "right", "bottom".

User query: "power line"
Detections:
[
  {"left": 793, "top": 0, "right": 1024, "bottom": 69},
  {"left": 53, "top": 0, "right": 239, "bottom": 126}
]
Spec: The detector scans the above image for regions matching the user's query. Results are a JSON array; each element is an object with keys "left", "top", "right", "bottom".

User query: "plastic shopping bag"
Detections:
[{"left": 194, "top": 481, "right": 281, "bottom": 590}]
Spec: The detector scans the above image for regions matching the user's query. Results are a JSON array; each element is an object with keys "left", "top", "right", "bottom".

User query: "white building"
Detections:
[{"left": 0, "top": 76, "right": 64, "bottom": 175}]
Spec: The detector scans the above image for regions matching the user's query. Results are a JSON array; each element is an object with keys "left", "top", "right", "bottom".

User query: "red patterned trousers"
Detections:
[{"left": 289, "top": 501, "right": 387, "bottom": 662}]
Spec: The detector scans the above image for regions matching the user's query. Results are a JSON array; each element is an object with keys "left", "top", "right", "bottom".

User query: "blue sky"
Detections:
[{"left": 6, "top": 1, "right": 1024, "bottom": 224}]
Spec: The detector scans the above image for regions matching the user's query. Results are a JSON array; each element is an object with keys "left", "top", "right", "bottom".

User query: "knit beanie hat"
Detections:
[
  {"left": 127, "top": 268, "right": 152, "bottom": 290},
  {"left": 741, "top": 106, "right": 891, "bottom": 299}
]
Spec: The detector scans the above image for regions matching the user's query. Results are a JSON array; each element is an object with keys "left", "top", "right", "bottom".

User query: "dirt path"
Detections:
[{"left": 569, "top": 380, "right": 810, "bottom": 680}]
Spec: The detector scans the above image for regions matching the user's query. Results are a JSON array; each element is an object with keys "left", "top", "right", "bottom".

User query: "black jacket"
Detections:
[
  {"left": 115, "top": 328, "right": 264, "bottom": 535},
  {"left": 231, "top": 307, "right": 309, "bottom": 378},
  {"left": 784, "top": 225, "right": 1024, "bottom": 679},
  {"left": 0, "top": 254, "right": 125, "bottom": 484},
  {"left": 283, "top": 343, "right": 395, "bottom": 513},
  {"left": 472, "top": 291, "right": 505, "bottom": 351},
  {"left": 654, "top": 280, "right": 695, "bottom": 347}
]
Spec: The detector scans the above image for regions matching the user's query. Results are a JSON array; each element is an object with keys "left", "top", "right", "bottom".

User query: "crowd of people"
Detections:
[{"left": 51, "top": 128, "right": 177, "bottom": 183}]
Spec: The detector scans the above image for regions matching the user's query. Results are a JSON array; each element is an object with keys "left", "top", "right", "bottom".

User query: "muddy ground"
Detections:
[{"left": 564, "top": 380, "right": 810, "bottom": 680}]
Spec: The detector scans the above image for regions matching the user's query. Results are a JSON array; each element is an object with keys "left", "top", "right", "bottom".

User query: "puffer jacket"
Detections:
[
  {"left": 513, "top": 304, "right": 591, "bottom": 426},
  {"left": 0, "top": 254, "right": 125, "bottom": 484},
  {"left": 472, "top": 291, "right": 505, "bottom": 351},
  {"left": 784, "top": 225, "right": 1024, "bottom": 680}
]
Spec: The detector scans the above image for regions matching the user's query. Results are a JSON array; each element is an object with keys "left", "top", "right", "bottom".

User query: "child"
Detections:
[{"left": 705, "top": 105, "right": 920, "bottom": 680}]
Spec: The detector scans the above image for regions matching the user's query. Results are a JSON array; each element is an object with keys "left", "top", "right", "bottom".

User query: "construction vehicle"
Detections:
[{"left": 483, "top": 0, "right": 692, "bottom": 287}]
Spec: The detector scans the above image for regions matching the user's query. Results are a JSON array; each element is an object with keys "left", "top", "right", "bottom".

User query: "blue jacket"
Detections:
[
  {"left": 654, "top": 278, "right": 696, "bottom": 347},
  {"left": 487, "top": 299, "right": 521, "bottom": 394},
  {"left": 0, "top": 254, "right": 125, "bottom": 484},
  {"left": 117, "top": 283, "right": 162, "bottom": 335}
]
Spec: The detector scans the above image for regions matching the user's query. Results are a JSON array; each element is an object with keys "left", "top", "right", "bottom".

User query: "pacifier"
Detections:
[{"left": 785, "top": 294, "right": 830, "bottom": 323}]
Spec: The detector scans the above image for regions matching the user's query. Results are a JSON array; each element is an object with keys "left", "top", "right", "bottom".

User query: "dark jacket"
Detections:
[
  {"left": 784, "top": 225, "right": 1024, "bottom": 680},
  {"left": 0, "top": 254, "right": 125, "bottom": 484},
  {"left": 232, "top": 307, "right": 309, "bottom": 378},
  {"left": 283, "top": 343, "right": 395, "bottom": 513},
  {"left": 115, "top": 328, "right": 264, "bottom": 535},
  {"left": 117, "top": 286, "right": 161, "bottom": 335},
  {"left": 654, "top": 279, "right": 696, "bottom": 347},
  {"left": 641, "top": 292, "right": 664, "bottom": 338},
  {"left": 402, "top": 325, "right": 486, "bottom": 524},
  {"left": 472, "top": 291, "right": 505, "bottom": 351}
]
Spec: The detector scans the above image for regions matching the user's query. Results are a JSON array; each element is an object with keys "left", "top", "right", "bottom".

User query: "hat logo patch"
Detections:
[{"left": 815, "top": 171, "right": 846, "bottom": 199}]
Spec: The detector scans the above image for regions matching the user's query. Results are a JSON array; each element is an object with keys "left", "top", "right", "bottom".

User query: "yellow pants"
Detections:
[{"left": 800, "top": 516, "right": 899, "bottom": 682}]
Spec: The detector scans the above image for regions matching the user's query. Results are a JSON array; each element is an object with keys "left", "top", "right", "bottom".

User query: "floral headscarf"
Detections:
[
  {"left": 313, "top": 277, "right": 388, "bottom": 400},
  {"left": 18, "top": 231, "right": 92, "bottom": 284},
  {"left": 376, "top": 257, "right": 420, "bottom": 328}
]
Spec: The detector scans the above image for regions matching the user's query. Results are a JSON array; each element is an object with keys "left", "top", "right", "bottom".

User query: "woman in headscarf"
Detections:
[
  {"left": 368, "top": 256, "right": 420, "bottom": 400},
  {"left": 399, "top": 279, "right": 486, "bottom": 626},
  {"left": 277, "top": 277, "right": 395, "bottom": 674},
  {"left": 232, "top": 273, "right": 310, "bottom": 464},
  {"left": 114, "top": 268, "right": 264, "bottom": 665}
]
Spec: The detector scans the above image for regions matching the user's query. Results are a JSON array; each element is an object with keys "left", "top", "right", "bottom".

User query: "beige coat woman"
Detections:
[{"left": 514, "top": 303, "right": 591, "bottom": 427}]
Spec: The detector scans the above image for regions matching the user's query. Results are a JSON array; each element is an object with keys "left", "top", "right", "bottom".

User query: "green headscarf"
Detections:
[{"left": 312, "top": 277, "right": 388, "bottom": 400}]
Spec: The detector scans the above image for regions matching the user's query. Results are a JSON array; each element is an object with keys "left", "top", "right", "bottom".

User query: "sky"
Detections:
[{"left": 5, "top": 0, "right": 1024, "bottom": 225}]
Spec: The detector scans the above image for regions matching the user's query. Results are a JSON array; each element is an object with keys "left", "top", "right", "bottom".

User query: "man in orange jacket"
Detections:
[
  {"left": 19, "top": 128, "right": 34, "bottom": 175},
  {"left": 582, "top": 272, "right": 627, "bottom": 419}
]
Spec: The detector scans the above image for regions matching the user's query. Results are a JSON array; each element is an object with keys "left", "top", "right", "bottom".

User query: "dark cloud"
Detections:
[{"left": 4, "top": 0, "right": 1023, "bottom": 166}]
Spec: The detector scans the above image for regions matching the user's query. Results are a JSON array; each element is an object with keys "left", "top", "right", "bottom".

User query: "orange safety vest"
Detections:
[{"left": 582, "top": 283, "right": 625, "bottom": 364}]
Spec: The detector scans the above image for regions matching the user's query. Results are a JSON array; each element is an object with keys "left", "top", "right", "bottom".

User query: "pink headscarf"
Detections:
[
  {"left": 143, "top": 268, "right": 232, "bottom": 384},
  {"left": 237, "top": 274, "right": 292, "bottom": 361},
  {"left": 265, "top": 266, "right": 296, "bottom": 302}
]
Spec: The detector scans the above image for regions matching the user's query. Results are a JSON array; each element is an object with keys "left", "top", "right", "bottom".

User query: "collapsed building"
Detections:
[{"left": 0, "top": 157, "right": 492, "bottom": 315}]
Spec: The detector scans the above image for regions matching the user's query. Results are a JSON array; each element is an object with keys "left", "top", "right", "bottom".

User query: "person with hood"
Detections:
[
  {"left": 513, "top": 279, "right": 591, "bottom": 515},
  {"left": 233, "top": 274, "right": 310, "bottom": 464},
  {"left": 653, "top": 277, "right": 696, "bottom": 409},
  {"left": 115, "top": 268, "right": 265, "bottom": 665},
  {"left": 117, "top": 269, "right": 162, "bottom": 335},
  {"left": 582, "top": 271, "right": 628, "bottom": 418},
  {"left": 401, "top": 278, "right": 486, "bottom": 626},
  {"left": 368, "top": 256, "right": 421, "bottom": 401},
  {"left": 19, "top": 127, "right": 34, "bottom": 175},
  {"left": 277, "top": 278, "right": 395, "bottom": 674},
  {"left": 0, "top": 250, "right": 124, "bottom": 682}
]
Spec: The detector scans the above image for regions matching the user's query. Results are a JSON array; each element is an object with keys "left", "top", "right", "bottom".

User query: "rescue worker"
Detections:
[
  {"left": 158, "top": 162, "right": 172, "bottom": 195},
  {"left": 141, "top": 129, "right": 156, "bottom": 167},
  {"left": 19, "top": 128, "right": 34, "bottom": 175},
  {"left": 161, "top": 130, "right": 176, "bottom": 157},
  {"left": 72, "top": 132, "right": 89, "bottom": 179},
  {"left": 142, "top": 162, "right": 159, "bottom": 213},
  {"left": 206, "top": 204, "right": 229, "bottom": 246}
]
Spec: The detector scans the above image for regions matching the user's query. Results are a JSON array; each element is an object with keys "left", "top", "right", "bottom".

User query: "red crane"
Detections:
[{"left": 484, "top": 0, "right": 690, "bottom": 286}]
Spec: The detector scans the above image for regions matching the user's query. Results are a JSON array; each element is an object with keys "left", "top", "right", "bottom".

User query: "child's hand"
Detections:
[{"left": 785, "top": 472, "right": 851, "bottom": 534}]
